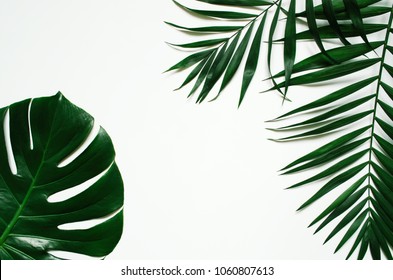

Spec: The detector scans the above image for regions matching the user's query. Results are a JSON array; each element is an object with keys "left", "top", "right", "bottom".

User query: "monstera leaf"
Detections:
[{"left": 0, "top": 93, "right": 123, "bottom": 260}]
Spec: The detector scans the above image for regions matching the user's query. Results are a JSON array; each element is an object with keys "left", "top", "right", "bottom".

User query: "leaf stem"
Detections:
[
  {"left": 201, "top": 0, "right": 281, "bottom": 69},
  {"left": 0, "top": 101, "right": 59, "bottom": 247},
  {"left": 366, "top": 5, "right": 393, "bottom": 215}
]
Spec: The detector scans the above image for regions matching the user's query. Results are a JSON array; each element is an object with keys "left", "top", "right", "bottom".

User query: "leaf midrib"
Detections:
[
  {"left": 366, "top": 5, "right": 393, "bottom": 214},
  {"left": 199, "top": 1, "right": 279, "bottom": 74},
  {"left": 0, "top": 99, "right": 60, "bottom": 248}
]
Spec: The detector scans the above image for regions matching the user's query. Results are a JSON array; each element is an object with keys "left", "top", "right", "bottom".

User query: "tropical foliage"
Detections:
[
  {"left": 167, "top": 0, "right": 393, "bottom": 259},
  {"left": 0, "top": 93, "right": 123, "bottom": 260},
  {"left": 165, "top": 0, "right": 282, "bottom": 106},
  {"left": 271, "top": 2, "right": 393, "bottom": 260}
]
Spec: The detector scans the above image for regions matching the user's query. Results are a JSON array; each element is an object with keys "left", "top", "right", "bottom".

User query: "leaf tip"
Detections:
[
  {"left": 260, "top": 88, "right": 272, "bottom": 94},
  {"left": 265, "top": 118, "right": 277, "bottom": 123},
  {"left": 308, "top": 221, "right": 316, "bottom": 228},
  {"left": 55, "top": 91, "right": 64, "bottom": 101}
]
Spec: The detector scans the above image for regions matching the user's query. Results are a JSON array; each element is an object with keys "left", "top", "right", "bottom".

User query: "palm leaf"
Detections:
[
  {"left": 166, "top": 0, "right": 387, "bottom": 105},
  {"left": 0, "top": 93, "right": 123, "bottom": 259},
  {"left": 166, "top": 0, "right": 287, "bottom": 105},
  {"left": 283, "top": 0, "right": 297, "bottom": 98},
  {"left": 271, "top": 3, "right": 393, "bottom": 259}
]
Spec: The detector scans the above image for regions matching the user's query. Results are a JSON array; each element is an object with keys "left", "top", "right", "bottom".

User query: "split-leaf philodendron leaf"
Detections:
[
  {"left": 0, "top": 93, "right": 124, "bottom": 260},
  {"left": 167, "top": 0, "right": 393, "bottom": 259}
]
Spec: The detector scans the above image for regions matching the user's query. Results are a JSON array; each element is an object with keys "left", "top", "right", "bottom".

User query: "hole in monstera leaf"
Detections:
[
  {"left": 57, "top": 121, "right": 101, "bottom": 168},
  {"left": 58, "top": 208, "right": 122, "bottom": 231},
  {"left": 47, "top": 163, "right": 113, "bottom": 203},
  {"left": 3, "top": 109, "right": 17, "bottom": 175},
  {"left": 49, "top": 209, "right": 123, "bottom": 260},
  {"left": 28, "top": 99, "right": 34, "bottom": 150}
]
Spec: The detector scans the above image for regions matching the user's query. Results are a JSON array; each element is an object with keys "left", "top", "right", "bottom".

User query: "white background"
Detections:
[{"left": 0, "top": 0, "right": 387, "bottom": 260}]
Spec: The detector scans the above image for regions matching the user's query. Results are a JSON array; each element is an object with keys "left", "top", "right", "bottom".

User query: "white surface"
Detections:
[{"left": 0, "top": 0, "right": 386, "bottom": 260}]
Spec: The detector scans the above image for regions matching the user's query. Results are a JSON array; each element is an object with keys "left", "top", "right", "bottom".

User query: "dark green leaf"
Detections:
[
  {"left": 372, "top": 162, "right": 393, "bottom": 190},
  {"left": 309, "top": 176, "right": 367, "bottom": 227},
  {"left": 239, "top": 13, "right": 267, "bottom": 106},
  {"left": 371, "top": 200, "right": 393, "bottom": 231},
  {"left": 384, "top": 63, "right": 393, "bottom": 78},
  {"left": 316, "top": 187, "right": 367, "bottom": 234},
  {"left": 189, "top": 50, "right": 217, "bottom": 97},
  {"left": 371, "top": 174, "right": 393, "bottom": 203},
  {"left": 335, "top": 210, "right": 368, "bottom": 253},
  {"left": 300, "top": 0, "right": 381, "bottom": 17},
  {"left": 273, "top": 42, "right": 383, "bottom": 78},
  {"left": 370, "top": 209, "right": 393, "bottom": 246},
  {"left": 324, "top": 199, "right": 368, "bottom": 243},
  {"left": 378, "top": 99, "right": 393, "bottom": 121},
  {"left": 274, "top": 77, "right": 377, "bottom": 120},
  {"left": 343, "top": 0, "right": 371, "bottom": 45},
  {"left": 0, "top": 93, "right": 123, "bottom": 260},
  {"left": 387, "top": 46, "right": 393, "bottom": 56},
  {"left": 376, "top": 117, "right": 393, "bottom": 140},
  {"left": 298, "top": 162, "right": 368, "bottom": 210},
  {"left": 320, "top": 0, "right": 351, "bottom": 45},
  {"left": 219, "top": 22, "right": 255, "bottom": 95},
  {"left": 281, "top": 126, "right": 371, "bottom": 170},
  {"left": 334, "top": 6, "right": 392, "bottom": 20},
  {"left": 288, "top": 150, "right": 368, "bottom": 189},
  {"left": 283, "top": 0, "right": 297, "bottom": 96},
  {"left": 381, "top": 82, "right": 393, "bottom": 101},
  {"left": 197, "top": 34, "right": 241, "bottom": 103},
  {"left": 370, "top": 221, "right": 392, "bottom": 259},
  {"left": 166, "top": 49, "right": 215, "bottom": 72},
  {"left": 267, "top": 0, "right": 284, "bottom": 97},
  {"left": 368, "top": 225, "right": 381, "bottom": 259},
  {"left": 358, "top": 224, "right": 370, "bottom": 260},
  {"left": 346, "top": 218, "right": 369, "bottom": 259},
  {"left": 271, "top": 59, "right": 381, "bottom": 90},
  {"left": 280, "top": 95, "right": 375, "bottom": 129},
  {"left": 371, "top": 189, "right": 393, "bottom": 222},
  {"left": 283, "top": 137, "right": 370, "bottom": 174},
  {"left": 278, "top": 111, "right": 373, "bottom": 141},
  {"left": 169, "top": 38, "right": 227, "bottom": 49},
  {"left": 375, "top": 134, "right": 393, "bottom": 159},
  {"left": 293, "top": 24, "right": 387, "bottom": 40},
  {"left": 300, "top": 5, "right": 391, "bottom": 21},
  {"left": 373, "top": 149, "right": 393, "bottom": 175},
  {"left": 305, "top": 0, "right": 336, "bottom": 64},
  {"left": 176, "top": 58, "right": 208, "bottom": 90}
]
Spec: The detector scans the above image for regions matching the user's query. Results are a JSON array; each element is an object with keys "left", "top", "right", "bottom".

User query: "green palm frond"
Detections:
[
  {"left": 166, "top": 0, "right": 283, "bottom": 106},
  {"left": 271, "top": 2, "right": 393, "bottom": 260},
  {"left": 166, "top": 0, "right": 386, "bottom": 106}
]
